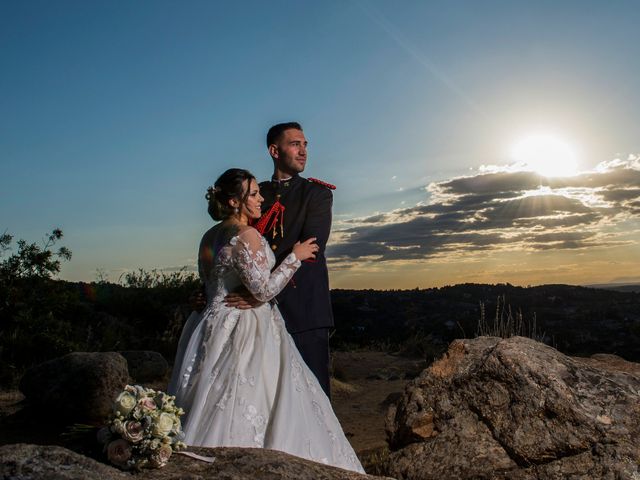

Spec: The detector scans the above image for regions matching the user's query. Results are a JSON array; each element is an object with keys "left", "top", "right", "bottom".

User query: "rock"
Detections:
[
  {"left": 19, "top": 352, "right": 129, "bottom": 423},
  {"left": 118, "top": 351, "right": 168, "bottom": 382},
  {"left": 385, "top": 336, "right": 640, "bottom": 480},
  {"left": 0, "top": 443, "right": 390, "bottom": 479},
  {"left": 379, "top": 392, "right": 403, "bottom": 412},
  {"left": 0, "top": 443, "right": 128, "bottom": 480},
  {"left": 578, "top": 353, "right": 640, "bottom": 375},
  {"left": 148, "top": 446, "right": 387, "bottom": 480}
]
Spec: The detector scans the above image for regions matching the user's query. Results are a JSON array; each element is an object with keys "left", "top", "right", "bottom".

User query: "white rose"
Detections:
[
  {"left": 152, "top": 412, "right": 174, "bottom": 437},
  {"left": 114, "top": 392, "right": 137, "bottom": 417}
]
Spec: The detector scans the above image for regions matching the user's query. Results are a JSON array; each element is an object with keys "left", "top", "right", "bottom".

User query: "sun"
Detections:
[{"left": 511, "top": 134, "right": 578, "bottom": 177}]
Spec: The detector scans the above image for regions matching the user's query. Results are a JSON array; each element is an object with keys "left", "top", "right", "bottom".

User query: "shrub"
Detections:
[{"left": 0, "top": 229, "right": 75, "bottom": 385}]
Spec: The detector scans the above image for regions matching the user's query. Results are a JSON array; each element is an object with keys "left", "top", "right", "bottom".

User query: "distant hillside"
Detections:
[
  {"left": 330, "top": 283, "right": 640, "bottom": 362},
  {"left": 3, "top": 278, "right": 638, "bottom": 388},
  {"left": 585, "top": 283, "right": 640, "bottom": 293}
]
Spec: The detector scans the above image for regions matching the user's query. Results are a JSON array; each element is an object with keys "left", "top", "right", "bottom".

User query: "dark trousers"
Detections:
[{"left": 290, "top": 328, "right": 331, "bottom": 398}]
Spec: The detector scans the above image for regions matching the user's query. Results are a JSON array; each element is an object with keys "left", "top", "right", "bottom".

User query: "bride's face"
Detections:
[{"left": 239, "top": 179, "right": 263, "bottom": 221}]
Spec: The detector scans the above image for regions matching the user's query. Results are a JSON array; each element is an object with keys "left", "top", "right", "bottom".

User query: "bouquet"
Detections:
[{"left": 98, "top": 385, "right": 187, "bottom": 470}]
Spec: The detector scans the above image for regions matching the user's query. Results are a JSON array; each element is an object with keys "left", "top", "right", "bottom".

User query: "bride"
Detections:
[{"left": 168, "top": 168, "right": 364, "bottom": 473}]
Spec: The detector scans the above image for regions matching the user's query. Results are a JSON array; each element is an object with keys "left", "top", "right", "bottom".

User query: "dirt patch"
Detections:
[{"left": 330, "top": 351, "right": 427, "bottom": 453}]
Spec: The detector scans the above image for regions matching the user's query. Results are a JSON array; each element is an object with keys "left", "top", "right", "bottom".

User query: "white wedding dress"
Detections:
[{"left": 168, "top": 227, "right": 364, "bottom": 473}]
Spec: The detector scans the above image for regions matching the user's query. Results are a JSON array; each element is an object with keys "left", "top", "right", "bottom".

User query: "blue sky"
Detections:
[{"left": 2, "top": 1, "right": 639, "bottom": 288}]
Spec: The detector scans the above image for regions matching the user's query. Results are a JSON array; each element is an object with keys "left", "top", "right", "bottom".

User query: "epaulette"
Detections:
[{"left": 308, "top": 177, "right": 336, "bottom": 190}]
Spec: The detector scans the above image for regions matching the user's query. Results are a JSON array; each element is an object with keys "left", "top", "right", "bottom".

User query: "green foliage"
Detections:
[
  {"left": 0, "top": 229, "right": 77, "bottom": 385},
  {"left": 103, "top": 268, "right": 199, "bottom": 359},
  {"left": 0, "top": 229, "right": 199, "bottom": 388},
  {"left": 396, "top": 331, "right": 447, "bottom": 362},
  {"left": 0, "top": 228, "right": 71, "bottom": 281},
  {"left": 119, "top": 267, "right": 197, "bottom": 289}
]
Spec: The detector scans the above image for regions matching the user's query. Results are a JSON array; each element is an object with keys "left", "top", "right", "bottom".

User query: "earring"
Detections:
[{"left": 234, "top": 207, "right": 239, "bottom": 214}]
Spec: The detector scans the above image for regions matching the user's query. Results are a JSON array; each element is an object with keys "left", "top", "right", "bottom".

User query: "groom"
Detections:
[{"left": 227, "top": 122, "right": 335, "bottom": 397}]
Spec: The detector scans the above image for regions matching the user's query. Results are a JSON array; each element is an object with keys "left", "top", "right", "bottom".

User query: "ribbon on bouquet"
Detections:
[{"left": 176, "top": 451, "right": 216, "bottom": 463}]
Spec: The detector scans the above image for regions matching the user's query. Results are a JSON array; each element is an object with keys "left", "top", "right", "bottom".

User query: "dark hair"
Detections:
[
  {"left": 206, "top": 168, "right": 256, "bottom": 221},
  {"left": 266, "top": 122, "right": 303, "bottom": 147}
]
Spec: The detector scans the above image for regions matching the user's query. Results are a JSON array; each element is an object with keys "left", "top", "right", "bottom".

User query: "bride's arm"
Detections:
[{"left": 231, "top": 228, "right": 301, "bottom": 303}]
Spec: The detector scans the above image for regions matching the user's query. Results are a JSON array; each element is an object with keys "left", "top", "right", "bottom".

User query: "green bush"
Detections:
[
  {"left": 0, "top": 229, "right": 199, "bottom": 387},
  {"left": 0, "top": 229, "right": 77, "bottom": 385}
]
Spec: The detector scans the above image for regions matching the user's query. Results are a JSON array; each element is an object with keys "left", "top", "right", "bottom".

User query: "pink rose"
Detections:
[
  {"left": 138, "top": 397, "right": 157, "bottom": 411},
  {"left": 122, "top": 421, "right": 145, "bottom": 443},
  {"left": 150, "top": 444, "right": 173, "bottom": 468},
  {"left": 107, "top": 439, "right": 132, "bottom": 467}
]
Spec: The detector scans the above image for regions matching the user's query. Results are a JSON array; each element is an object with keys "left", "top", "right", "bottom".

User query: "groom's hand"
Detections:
[{"left": 225, "top": 287, "right": 263, "bottom": 309}]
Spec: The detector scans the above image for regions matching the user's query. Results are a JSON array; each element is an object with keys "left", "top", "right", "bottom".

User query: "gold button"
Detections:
[
  {"left": 271, "top": 244, "right": 277, "bottom": 251},
  {"left": 284, "top": 182, "right": 289, "bottom": 187}
]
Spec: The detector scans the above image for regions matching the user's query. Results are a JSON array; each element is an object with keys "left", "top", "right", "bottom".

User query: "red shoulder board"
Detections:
[{"left": 308, "top": 177, "right": 336, "bottom": 190}]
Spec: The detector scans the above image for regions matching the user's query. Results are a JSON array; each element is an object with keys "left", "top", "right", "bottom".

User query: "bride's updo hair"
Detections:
[{"left": 206, "top": 168, "right": 257, "bottom": 221}]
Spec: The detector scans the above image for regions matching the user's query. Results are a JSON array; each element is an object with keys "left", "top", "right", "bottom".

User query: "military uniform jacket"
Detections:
[{"left": 258, "top": 174, "right": 334, "bottom": 334}]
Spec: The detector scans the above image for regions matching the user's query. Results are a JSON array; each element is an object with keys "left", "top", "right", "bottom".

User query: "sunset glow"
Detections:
[{"left": 511, "top": 134, "right": 578, "bottom": 178}]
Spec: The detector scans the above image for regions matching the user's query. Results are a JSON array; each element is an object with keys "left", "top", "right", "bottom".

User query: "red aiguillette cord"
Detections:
[{"left": 253, "top": 201, "right": 285, "bottom": 236}]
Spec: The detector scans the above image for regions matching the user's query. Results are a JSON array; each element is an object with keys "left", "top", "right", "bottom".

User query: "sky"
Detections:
[{"left": 1, "top": 0, "right": 639, "bottom": 289}]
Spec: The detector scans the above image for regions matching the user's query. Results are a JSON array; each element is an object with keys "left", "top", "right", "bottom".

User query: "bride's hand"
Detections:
[{"left": 293, "top": 237, "right": 318, "bottom": 261}]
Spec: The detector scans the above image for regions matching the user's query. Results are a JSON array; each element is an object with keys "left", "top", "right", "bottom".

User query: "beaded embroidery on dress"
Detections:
[{"left": 168, "top": 227, "right": 364, "bottom": 473}]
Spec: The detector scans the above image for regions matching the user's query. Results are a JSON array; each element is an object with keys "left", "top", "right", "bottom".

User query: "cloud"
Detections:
[
  {"left": 328, "top": 157, "right": 640, "bottom": 263},
  {"left": 599, "top": 188, "right": 640, "bottom": 203}
]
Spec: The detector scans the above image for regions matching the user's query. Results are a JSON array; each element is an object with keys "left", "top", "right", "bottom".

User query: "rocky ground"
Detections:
[
  {"left": 0, "top": 443, "right": 387, "bottom": 480},
  {"left": 0, "top": 350, "right": 424, "bottom": 475},
  {"left": 3, "top": 340, "right": 639, "bottom": 479}
]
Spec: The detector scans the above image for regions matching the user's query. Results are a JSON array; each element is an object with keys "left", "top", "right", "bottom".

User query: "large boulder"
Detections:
[
  {"left": 0, "top": 443, "right": 388, "bottom": 479},
  {"left": 385, "top": 336, "right": 640, "bottom": 479},
  {"left": 118, "top": 350, "right": 168, "bottom": 382},
  {"left": 19, "top": 352, "right": 129, "bottom": 423}
]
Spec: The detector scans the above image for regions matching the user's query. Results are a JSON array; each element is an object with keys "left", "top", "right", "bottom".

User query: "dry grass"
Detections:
[
  {"left": 476, "top": 294, "right": 545, "bottom": 341},
  {"left": 330, "top": 378, "right": 360, "bottom": 396},
  {"left": 357, "top": 445, "right": 391, "bottom": 477}
]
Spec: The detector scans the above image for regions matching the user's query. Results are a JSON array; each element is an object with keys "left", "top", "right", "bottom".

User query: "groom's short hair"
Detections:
[{"left": 266, "top": 122, "right": 303, "bottom": 147}]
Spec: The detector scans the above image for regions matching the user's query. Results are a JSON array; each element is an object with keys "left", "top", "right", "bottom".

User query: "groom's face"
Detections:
[{"left": 271, "top": 128, "right": 308, "bottom": 176}]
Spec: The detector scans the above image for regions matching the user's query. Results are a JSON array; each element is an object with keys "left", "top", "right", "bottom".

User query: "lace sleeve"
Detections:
[{"left": 231, "top": 228, "right": 301, "bottom": 303}]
